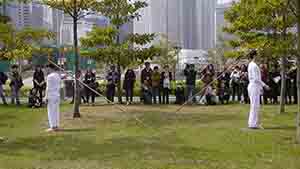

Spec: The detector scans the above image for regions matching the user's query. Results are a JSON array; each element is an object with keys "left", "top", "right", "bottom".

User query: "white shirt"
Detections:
[
  {"left": 163, "top": 77, "right": 170, "bottom": 89},
  {"left": 46, "top": 72, "right": 61, "bottom": 98},
  {"left": 248, "top": 61, "right": 266, "bottom": 87}
]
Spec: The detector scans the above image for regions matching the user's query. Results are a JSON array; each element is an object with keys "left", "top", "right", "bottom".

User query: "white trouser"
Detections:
[
  {"left": 248, "top": 84, "right": 262, "bottom": 128},
  {"left": 47, "top": 97, "right": 60, "bottom": 128}
]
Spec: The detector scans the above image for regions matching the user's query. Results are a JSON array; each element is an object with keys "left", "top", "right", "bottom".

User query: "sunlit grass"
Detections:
[{"left": 0, "top": 103, "right": 299, "bottom": 169}]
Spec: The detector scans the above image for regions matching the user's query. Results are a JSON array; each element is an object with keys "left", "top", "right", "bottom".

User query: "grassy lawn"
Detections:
[{"left": 0, "top": 103, "right": 299, "bottom": 169}]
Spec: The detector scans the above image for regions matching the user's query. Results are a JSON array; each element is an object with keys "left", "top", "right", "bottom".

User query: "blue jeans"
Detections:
[
  {"left": 0, "top": 85, "right": 7, "bottom": 104},
  {"left": 152, "top": 87, "right": 161, "bottom": 104},
  {"left": 186, "top": 85, "right": 196, "bottom": 103},
  {"left": 11, "top": 85, "right": 20, "bottom": 105}
]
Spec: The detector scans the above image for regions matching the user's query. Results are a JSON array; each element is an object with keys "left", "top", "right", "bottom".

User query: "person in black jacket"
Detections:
[
  {"left": 269, "top": 65, "right": 280, "bottom": 104},
  {"left": 123, "top": 69, "right": 136, "bottom": 105},
  {"left": 289, "top": 67, "right": 297, "bottom": 104},
  {"left": 140, "top": 62, "right": 152, "bottom": 102},
  {"left": 0, "top": 71, "right": 8, "bottom": 105},
  {"left": 10, "top": 65, "right": 23, "bottom": 105},
  {"left": 33, "top": 66, "right": 46, "bottom": 104},
  {"left": 184, "top": 64, "right": 197, "bottom": 103},
  {"left": 240, "top": 64, "right": 249, "bottom": 104},
  {"left": 106, "top": 65, "right": 119, "bottom": 103},
  {"left": 84, "top": 69, "right": 97, "bottom": 105}
]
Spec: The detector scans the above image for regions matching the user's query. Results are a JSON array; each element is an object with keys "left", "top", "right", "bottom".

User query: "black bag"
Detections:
[{"left": 0, "top": 73, "right": 8, "bottom": 84}]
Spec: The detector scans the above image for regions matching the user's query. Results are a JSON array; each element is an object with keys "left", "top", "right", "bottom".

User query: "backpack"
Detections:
[{"left": 0, "top": 73, "right": 8, "bottom": 84}]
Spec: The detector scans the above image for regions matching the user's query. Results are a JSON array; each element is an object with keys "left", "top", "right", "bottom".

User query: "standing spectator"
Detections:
[
  {"left": 161, "top": 65, "right": 172, "bottom": 104},
  {"left": 184, "top": 64, "right": 197, "bottom": 103},
  {"left": 201, "top": 64, "right": 215, "bottom": 104},
  {"left": 106, "top": 65, "right": 119, "bottom": 103},
  {"left": 10, "top": 65, "right": 23, "bottom": 105},
  {"left": 151, "top": 66, "right": 161, "bottom": 104},
  {"left": 141, "top": 62, "right": 153, "bottom": 102},
  {"left": 240, "top": 64, "right": 249, "bottom": 104},
  {"left": 260, "top": 64, "right": 269, "bottom": 104},
  {"left": 230, "top": 66, "right": 241, "bottom": 102},
  {"left": 289, "top": 67, "right": 297, "bottom": 104},
  {"left": 33, "top": 66, "right": 46, "bottom": 105},
  {"left": 0, "top": 71, "right": 8, "bottom": 105},
  {"left": 85, "top": 68, "right": 97, "bottom": 105},
  {"left": 70, "top": 70, "right": 86, "bottom": 104},
  {"left": 269, "top": 65, "right": 280, "bottom": 104},
  {"left": 142, "top": 77, "right": 152, "bottom": 104},
  {"left": 123, "top": 69, "right": 136, "bottom": 105},
  {"left": 286, "top": 66, "right": 293, "bottom": 104}
]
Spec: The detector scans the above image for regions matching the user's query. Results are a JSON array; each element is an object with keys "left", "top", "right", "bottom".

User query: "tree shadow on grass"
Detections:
[
  {"left": 59, "top": 128, "right": 96, "bottom": 132},
  {"left": 0, "top": 134, "right": 219, "bottom": 163},
  {"left": 129, "top": 112, "right": 243, "bottom": 128},
  {"left": 263, "top": 126, "right": 296, "bottom": 131},
  {"left": 0, "top": 114, "right": 17, "bottom": 127}
]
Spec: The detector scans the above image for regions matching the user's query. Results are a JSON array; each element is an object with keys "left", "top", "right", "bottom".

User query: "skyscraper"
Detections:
[{"left": 134, "top": 0, "right": 216, "bottom": 50}]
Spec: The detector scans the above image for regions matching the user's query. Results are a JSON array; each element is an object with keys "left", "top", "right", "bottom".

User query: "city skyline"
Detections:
[{"left": 134, "top": 0, "right": 216, "bottom": 50}]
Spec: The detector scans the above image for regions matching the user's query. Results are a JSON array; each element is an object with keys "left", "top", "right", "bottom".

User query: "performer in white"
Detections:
[
  {"left": 247, "top": 50, "right": 270, "bottom": 129},
  {"left": 45, "top": 64, "right": 61, "bottom": 132}
]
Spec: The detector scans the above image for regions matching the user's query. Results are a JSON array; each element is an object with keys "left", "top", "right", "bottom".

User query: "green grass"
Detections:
[{"left": 0, "top": 103, "right": 299, "bottom": 169}]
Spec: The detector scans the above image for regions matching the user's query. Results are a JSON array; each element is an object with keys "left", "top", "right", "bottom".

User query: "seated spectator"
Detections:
[
  {"left": 175, "top": 83, "right": 185, "bottom": 104},
  {"left": 217, "top": 80, "right": 230, "bottom": 104},
  {"left": 205, "top": 85, "right": 217, "bottom": 105},
  {"left": 28, "top": 88, "right": 42, "bottom": 108}
]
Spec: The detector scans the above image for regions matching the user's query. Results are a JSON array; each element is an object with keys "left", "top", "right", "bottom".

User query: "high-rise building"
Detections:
[
  {"left": 216, "top": 0, "right": 236, "bottom": 45},
  {"left": 134, "top": 0, "right": 216, "bottom": 50}
]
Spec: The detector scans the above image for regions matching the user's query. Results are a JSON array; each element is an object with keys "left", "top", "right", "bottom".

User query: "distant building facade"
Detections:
[{"left": 134, "top": 0, "right": 216, "bottom": 50}]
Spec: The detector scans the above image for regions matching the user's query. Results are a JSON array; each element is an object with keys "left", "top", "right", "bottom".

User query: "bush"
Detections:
[{"left": 3, "top": 85, "right": 32, "bottom": 97}]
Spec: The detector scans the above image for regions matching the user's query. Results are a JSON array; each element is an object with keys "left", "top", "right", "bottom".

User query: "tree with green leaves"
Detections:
[
  {"left": 43, "top": 0, "right": 100, "bottom": 118},
  {"left": 0, "top": 23, "right": 54, "bottom": 67},
  {"left": 224, "top": 0, "right": 297, "bottom": 114},
  {"left": 82, "top": 0, "right": 160, "bottom": 103},
  {"left": 152, "top": 33, "right": 181, "bottom": 79}
]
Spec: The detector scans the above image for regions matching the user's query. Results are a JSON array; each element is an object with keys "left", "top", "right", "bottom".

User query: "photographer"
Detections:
[
  {"left": 85, "top": 68, "right": 97, "bottom": 105},
  {"left": 230, "top": 66, "right": 241, "bottom": 102},
  {"left": 184, "top": 64, "right": 197, "bottom": 103}
]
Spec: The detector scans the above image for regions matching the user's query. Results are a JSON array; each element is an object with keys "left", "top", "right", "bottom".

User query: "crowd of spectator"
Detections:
[{"left": 0, "top": 61, "right": 298, "bottom": 107}]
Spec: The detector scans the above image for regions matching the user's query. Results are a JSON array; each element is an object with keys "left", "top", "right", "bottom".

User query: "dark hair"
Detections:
[
  {"left": 248, "top": 50, "right": 257, "bottom": 60},
  {"left": 11, "top": 64, "right": 18, "bottom": 69},
  {"left": 48, "top": 63, "right": 58, "bottom": 71},
  {"left": 145, "top": 62, "right": 150, "bottom": 66},
  {"left": 154, "top": 66, "right": 159, "bottom": 70}
]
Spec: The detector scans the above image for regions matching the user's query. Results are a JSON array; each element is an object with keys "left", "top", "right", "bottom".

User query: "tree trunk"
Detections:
[
  {"left": 296, "top": 0, "right": 300, "bottom": 144},
  {"left": 279, "top": 56, "right": 287, "bottom": 114},
  {"left": 116, "top": 26, "right": 122, "bottom": 104},
  {"left": 279, "top": 14, "right": 288, "bottom": 114},
  {"left": 73, "top": 17, "right": 81, "bottom": 118}
]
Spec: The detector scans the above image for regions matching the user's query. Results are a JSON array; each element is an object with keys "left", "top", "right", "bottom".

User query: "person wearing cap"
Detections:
[
  {"left": 247, "top": 50, "right": 270, "bottom": 129},
  {"left": 45, "top": 64, "right": 61, "bottom": 132}
]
